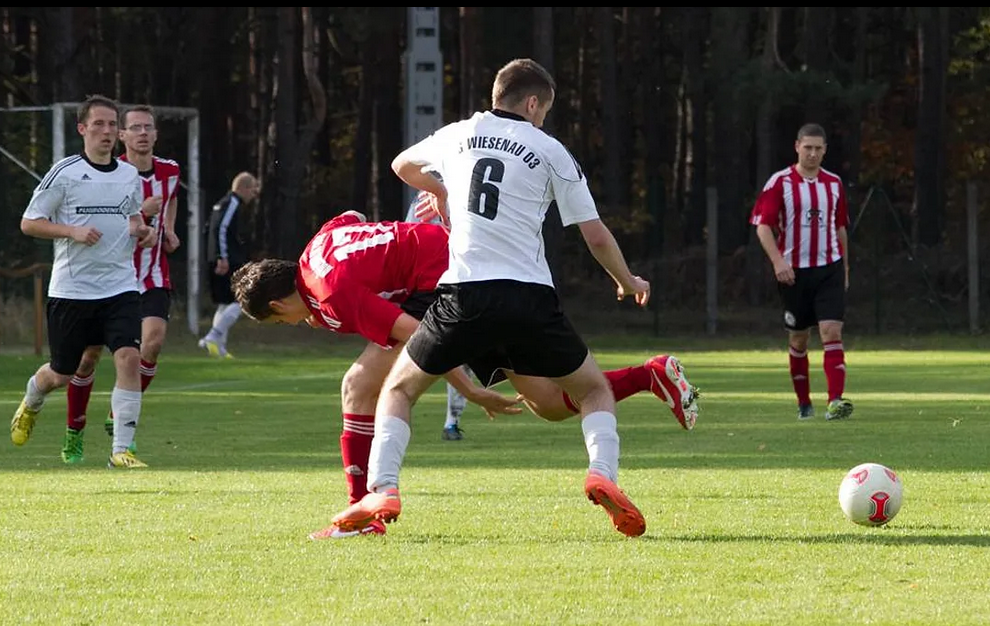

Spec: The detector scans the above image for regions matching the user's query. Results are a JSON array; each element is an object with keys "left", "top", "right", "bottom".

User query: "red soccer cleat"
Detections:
[
  {"left": 584, "top": 472, "right": 646, "bottom": 537},
  {"left": 646, "top": 354, "right": 700, "bottom": 431},
  {"left": 330, "top": 488, "right": 402, "bottom": 532}
]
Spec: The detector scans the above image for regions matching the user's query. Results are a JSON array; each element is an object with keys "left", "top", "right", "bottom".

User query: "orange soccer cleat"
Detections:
[
  {"left": 330, "top": 488, "right": 402, "bottom": 532},
  {"left": 584, "top": 472, "right": 646, "bottom": 538},
  {"left": 308, "top": 519, "right": 387, "bottom": 540}
]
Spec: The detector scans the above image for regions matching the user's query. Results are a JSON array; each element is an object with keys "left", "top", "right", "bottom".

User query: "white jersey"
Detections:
[
  {"left": 401, "top": 110, "right": 599, "bottom": 287},
  {"left": 22, "top": 155, "right": 143, "bottom": 300}
]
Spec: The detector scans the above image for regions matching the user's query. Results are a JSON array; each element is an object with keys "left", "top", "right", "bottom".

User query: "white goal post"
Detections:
[{"left": 0, "top": 103, "right": 202, "bottom": 336}]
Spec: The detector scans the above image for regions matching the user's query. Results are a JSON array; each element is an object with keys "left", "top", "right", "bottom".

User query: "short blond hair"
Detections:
[{"left": 232, "top": 172, "right": 258, "bottom": 193}]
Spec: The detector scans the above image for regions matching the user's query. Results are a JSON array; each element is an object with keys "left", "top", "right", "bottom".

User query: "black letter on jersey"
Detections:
[{"left": 468, "top": 158, "right": 504, "bottom": 220}]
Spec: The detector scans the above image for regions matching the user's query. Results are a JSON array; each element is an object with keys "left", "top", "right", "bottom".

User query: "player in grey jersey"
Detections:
[{"left": 10, "top": 94, "right": 159, "bottom": 469}]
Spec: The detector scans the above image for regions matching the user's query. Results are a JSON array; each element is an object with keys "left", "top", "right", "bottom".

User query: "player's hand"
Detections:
[
  {"left": 773, "top": 259, "right": 795, "bottom": 285},
  {"left": 141, "top": 195, "right": 163, "bottom": 218},
  {"left": 136, "top": 225, "right": 157, "bottom": 249},
  {"left": 470, "top": 388, "right": 524, "bottom": 420},
  {"left": 163, "top": 230, "right": 181, "bottom": 253},
  {"left": 844, "top": 265, "right": 850, "bottom": 291},
  {"left": 215, "top": 258, "right": 230, "bottom": 276},
  {"left": 413, "top": 188, "right": 450, "bottom": 228},
  {"left": 617, "top": 275, "right": 651, "bottom": 307},
  {"left": 72, "top": 226, "right": 102, "bottom": 246}
]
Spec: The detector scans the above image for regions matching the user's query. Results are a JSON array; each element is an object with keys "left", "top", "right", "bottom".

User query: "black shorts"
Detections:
[
  {"left": 47, "top": 291, "right": 142, "bottom": 375},
  {"left": 406, "top": 279, "right": 589, "bottom": 386},
  {"left": 400, "top": 290, "right": 508, "bottom": 387},
  {"left": 140, "top": 287, "right": 171, "bottom": 321},
  {"left": 778, "top": 260, "right": 845, "bottom": 331},
  {"left": 209, "top": 268, "right": 238, "bottom": 305}
]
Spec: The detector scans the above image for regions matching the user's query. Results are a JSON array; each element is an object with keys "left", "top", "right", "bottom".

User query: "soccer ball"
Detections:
[{"left": 838, "top": 462, "right": 903, "bottom": 527}]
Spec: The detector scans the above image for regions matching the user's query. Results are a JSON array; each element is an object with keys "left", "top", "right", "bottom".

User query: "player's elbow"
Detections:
[
  {"left": 578, "top": 219, "right": 612, "bottom": 249},
  {"left": 20, "top": 218, "right": 38, "bottom": 237}
]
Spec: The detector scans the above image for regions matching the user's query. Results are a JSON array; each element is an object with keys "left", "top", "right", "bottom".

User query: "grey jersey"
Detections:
[
  {"left": 22, "top": 155, "right": 143, "bottom": 299},
  {"left": 400, "top": 110, "right": 599, "bottom": 287}
]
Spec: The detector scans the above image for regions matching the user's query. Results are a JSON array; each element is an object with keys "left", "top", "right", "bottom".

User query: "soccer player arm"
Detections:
[
  {"left": 392, "top": 134, "right": 449, "bottom": 225},
  {"left": 751, "top": 184, "right": 794, "bottom": 285},
  {"left": 551, "top": 147, "right": 649, "bottom": 305},
  {"left": 838, "top": 226, "right": 850, "bottom": 290},
  {"left": 20, "top": 182, "right": 100, "bottom": 245}
]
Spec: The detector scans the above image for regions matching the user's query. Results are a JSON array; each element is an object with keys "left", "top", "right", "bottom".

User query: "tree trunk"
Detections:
[
  {"left": 913, "top": 6, "right": 948, "bottom": 248},
  {"left": 710, "top": 7, "right": 752, "bottom": 253},
  {"left": 596, "top": 6, "right": 621, "bottom": 218},
  {"left": 374, "top": 7, "right": 403, "bottom": 222},
  {"left": 273, "top": 7, "right": 300, "bottom": 257},
  {"left": 681, "top": 6, "right": 708, "bottom": 249}
]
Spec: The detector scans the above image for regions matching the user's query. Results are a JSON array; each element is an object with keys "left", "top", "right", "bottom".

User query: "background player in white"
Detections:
[
  {"left": 60, "top": 104, "right": 181, "bottom": 464},
  {"left": 10, "top": 94, "right": 158, "bottom": 469},
  {"left": 333, "top": 58, "right": 662, "bottom": 538},
  {"left": 405, "top": 174, "right": 471, "bottom": 441}
]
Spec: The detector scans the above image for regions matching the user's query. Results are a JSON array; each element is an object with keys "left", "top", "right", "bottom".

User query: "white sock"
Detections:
[
  {"left": 444, "top": 383, "right": 467, "bottom": 428},
  {"left": 215, "top": 303, "right": 242, "bottom": 338},
  {"left": 111, "top": 387, "right": 142, "bottom": 454},
  {"left": 204, "top": 304, "right": 229, "bottom": 343},
  {"left": 367, "top": 416, "right": 411, "bottom": 493},
  {"left": 582, "top": 411, "right": 620, "bottom": 483},
  {"left": 24, "top": 375, "right": 47, "bottom": 411}
]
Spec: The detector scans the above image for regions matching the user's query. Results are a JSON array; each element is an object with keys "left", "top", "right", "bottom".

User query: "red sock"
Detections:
[
  {"left": 823, "top": 341, "right": 846, "bottom": 401},
  {"left": 139, "top": 359, "right": 157, "bottom": 392},
  {"left": 340, "top": 414, "right": 375, "bottom": 504},
  {"left": 67, "top": 373, "right": 94, "bottom": 431},
  {"left": 788, "top": 347, "right": 811, "bottom": 406},
  {"left": 561, "top": 365, "right": 652, "bottom": 414}
]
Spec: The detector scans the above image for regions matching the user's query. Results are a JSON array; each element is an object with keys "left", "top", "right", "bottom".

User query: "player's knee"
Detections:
[
  {"left": 340, "top": 368, "right": 379, "bottom": 408},
  {"left": 112, "top": 347, "right": 142, "bottom": 371},
  {"left": 142, "top": 334, "right": 165, "bottom": 362}
]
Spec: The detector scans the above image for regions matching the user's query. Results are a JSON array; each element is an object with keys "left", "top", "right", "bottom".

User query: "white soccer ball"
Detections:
[{"left": 838, "top": 462, "right": 903, "bottom": 527}]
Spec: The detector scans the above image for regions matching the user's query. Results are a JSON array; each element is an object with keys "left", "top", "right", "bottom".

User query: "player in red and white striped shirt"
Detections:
[
  {"left": 61, "top": 105, "right": 181, "bottom": 463},
  {"left": 750, "top": 123, "right": 854, "bottom": 422}
]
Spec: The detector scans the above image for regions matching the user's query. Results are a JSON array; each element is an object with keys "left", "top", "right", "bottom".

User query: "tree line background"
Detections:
[{"left": 1, "top": 6, "right": 988, "bottom": 336}]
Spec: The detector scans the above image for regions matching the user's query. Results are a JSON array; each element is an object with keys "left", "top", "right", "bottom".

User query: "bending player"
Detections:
[{"left": 231, "top": 210, "right": 700, "bottom": 539}]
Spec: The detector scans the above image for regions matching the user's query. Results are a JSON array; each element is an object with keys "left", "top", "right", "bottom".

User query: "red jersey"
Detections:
[
  {"left": 749, "top": 165, "right": 849, "bottom": 269},
  {"left": 296, "top": 212, "right": 449, "bottom": 347},
  {"left": 121, "top": 154, "right": 181, "bottom": 292}
]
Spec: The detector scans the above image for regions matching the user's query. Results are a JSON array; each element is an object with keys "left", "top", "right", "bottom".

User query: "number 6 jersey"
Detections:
[{"left": 398, "top": 110, "right": 600, "bottom": 288}]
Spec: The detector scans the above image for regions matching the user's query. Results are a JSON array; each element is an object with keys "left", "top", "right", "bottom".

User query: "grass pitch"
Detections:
[{"left": 2, "top": 332, "right": 989, "bottom": 625}]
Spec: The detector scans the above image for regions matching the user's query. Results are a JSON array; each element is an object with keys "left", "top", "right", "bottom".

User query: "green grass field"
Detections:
[{"left": 2, "top": 332, "right": 990, "bottom": 625}]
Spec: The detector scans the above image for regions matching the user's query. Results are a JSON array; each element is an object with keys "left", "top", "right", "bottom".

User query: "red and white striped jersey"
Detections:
[
  {"left": 121, "top": 155, "right": 181, "bottom": 292},
  {"left": 750, "top": 165, "right": 849, "bottom": 269}
]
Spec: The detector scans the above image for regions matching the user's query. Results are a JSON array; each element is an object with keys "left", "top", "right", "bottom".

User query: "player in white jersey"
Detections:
[
  {"left": 405, "top": 175, "right": 472, "bottom": 441},
  {"left": 333, "top": 58, "right": 670, "bottom": 538},
  {"left": 10, "top": 95, "right": 158, "bottom": 469},
  {"left": 60, "top": 104, "right": 182, "bottom": 464}
]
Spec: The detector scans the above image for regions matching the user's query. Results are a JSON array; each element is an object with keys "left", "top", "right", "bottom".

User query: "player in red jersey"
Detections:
[
  {"left": 231, "top": 210, "right": 701, "bottom": 539},
  {"left": 750, "top": 122, "right": 853, "bottom": 422},
  {"left": 59, "top": 105, "right": 182, "bottom": 464}
]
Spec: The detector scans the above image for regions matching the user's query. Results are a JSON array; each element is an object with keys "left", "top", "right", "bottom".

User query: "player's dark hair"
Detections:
[
  {"left": 77, "top": 94, "right": 120, "bottom": 124},
  {"left": 796, "top": 123, "right": 827, "bottom": 143},
  {"left": 231, "top": 260, "right": 298, "bottom": 321},
  {"left": 491, "top": 58, "right": 555, "bottom": 108}
]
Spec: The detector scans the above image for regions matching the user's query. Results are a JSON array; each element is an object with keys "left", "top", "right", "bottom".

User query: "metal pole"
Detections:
[
  {"left": 967, "top": 180, "right": 979, "bottom": 334},
  {"left": 187, "top": 114, "right": 202, "bottom": 336},
  {"left": 52, "top": 104, "right": 65, "bottom": 162},
  {"left": 706, "top": 187, "right": 718, "bottom": 335}
]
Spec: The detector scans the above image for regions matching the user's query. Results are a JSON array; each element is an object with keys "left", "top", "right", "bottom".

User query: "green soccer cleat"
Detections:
[
  {"left": 825, "top": 397, "right": 854, "bottom": 421},
  {"left": 107, "top": 450, "right": 148, "bottom": 469},
  {"left": 10, "top": 399, "right": 41, "bottom": 446},
  {"left": 61, "top": 427, "right": 85, "bottom": 464}
]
